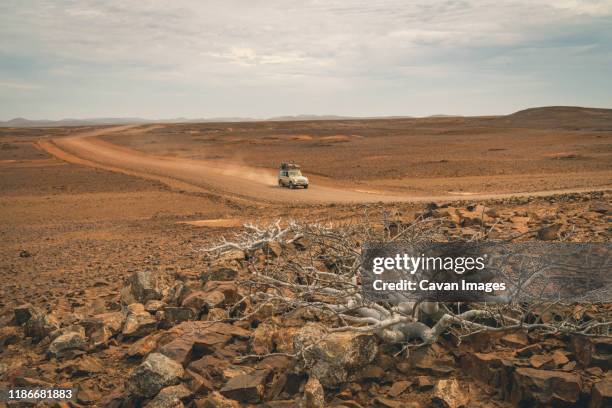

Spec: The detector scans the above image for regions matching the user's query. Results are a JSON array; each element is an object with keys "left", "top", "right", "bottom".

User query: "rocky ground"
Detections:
[{"left": 1, "top": 188, "right": 610, "bottom": 407}]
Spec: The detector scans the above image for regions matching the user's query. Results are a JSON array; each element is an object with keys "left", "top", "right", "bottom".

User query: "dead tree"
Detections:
[{"left": 204, "top": 218, "right": 611, "bottom": 349}]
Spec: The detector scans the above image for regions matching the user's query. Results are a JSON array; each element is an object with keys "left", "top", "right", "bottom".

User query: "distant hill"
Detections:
[
  {"left": 2, "top": 106, "right": 610, "bottom": 128},
  {"left": 495, "top": 106, "right": 612, "bottom": 130}
]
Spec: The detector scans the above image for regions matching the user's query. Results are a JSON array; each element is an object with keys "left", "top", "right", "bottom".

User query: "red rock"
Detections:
[
  {"left": 511, "top": 367, "right": 581, "bottom": 406},
  {"left": 183, "top": 369, "right": 214, "bottom": 395},
  {"left": 551, "top": 350, "right": 569, "bottom": 367},
  {"left": 529, "top": 354, "right": 555, "bottom": 370},
  {"left": 220, "top": 369, "right": 271, "bottom": 404},
  {"left": 460, "top": 351, "right": 514, "bottom": 398}
]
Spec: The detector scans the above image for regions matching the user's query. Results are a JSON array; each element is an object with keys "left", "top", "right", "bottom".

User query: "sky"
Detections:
[{"left": 1, "top": 0, "right": 611, "bottom": 120}]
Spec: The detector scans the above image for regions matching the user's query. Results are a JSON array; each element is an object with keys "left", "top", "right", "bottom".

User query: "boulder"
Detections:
[
  {"left": 294, "top": 323, "right": 378, "bottom": 387},
  {"left": 81, "top": 311, "right": 124, "bottom": 347},
  {"left": 511, "top": 367, "right": 581, "bottom": 406},
  {"left": 145, "top": 384, "right": 191, "bottom": 408},
  {"left": 126, "top": 333, "right": 162, "bottom": 360},
  {"left": 220, "top": 369, "right": 271, "bottom": 404},
  {"left": 160, "top": 307, "right": 194, "bottom": 328},
  {"left": 431, "top": 378, "right": 468, "bottom": 408},
  {"left": 48, "top": 331, "right": 86, "bottom": 358},
  {"left": 158, "top": 337, "right": 198, "bottom": 366},
  {"left": 181, "top": 291, "right": 225, "bottom": 315},
  {"left": 126, "top": 352, "right": 184, "bottom": 398},
  {"left": 129, "top": 270, "right": 165, "bottom": 303},
  {"left": 123, "top": 307, "right": 157, "bottom": 338}
]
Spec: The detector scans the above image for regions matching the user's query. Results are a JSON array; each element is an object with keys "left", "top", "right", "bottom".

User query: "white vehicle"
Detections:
[{"left": 278, "top": 162, "right": 309, "bottom": 189}]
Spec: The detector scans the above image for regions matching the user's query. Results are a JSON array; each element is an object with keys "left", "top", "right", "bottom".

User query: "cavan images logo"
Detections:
[{"left": 360, "top": 241, "right": 611, "bottom": 304}]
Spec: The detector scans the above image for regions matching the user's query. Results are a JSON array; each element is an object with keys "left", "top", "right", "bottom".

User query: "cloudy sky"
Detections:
[{"left": 1, "top": 0, "right": 611, "bottom": 120}]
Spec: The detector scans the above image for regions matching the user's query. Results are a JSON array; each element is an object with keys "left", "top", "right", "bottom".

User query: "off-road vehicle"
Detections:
[{"left": 278, "top": 162, "right": 309, "bottom": 189}]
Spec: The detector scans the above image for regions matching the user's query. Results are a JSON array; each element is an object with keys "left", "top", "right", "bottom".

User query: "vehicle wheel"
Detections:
[
  {"left": 289, "top": 182, "right": 295, "bottom": 189},
  {"left": 278, "top": 180, "right": 283, "bottom": 187},
  {"left": 304, "top": 185, "right": 309, "bottom": 189}
]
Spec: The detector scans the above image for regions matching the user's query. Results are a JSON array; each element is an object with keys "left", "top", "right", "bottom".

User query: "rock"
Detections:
[
  {"left": 511, "top": 367, "right": 581, "bottom": 406},
  {"left": 301, "top": 376, "right": 325, "bottom": 408},
  {"left": 387, "top": 380, "right": 411, "bottom": 398},
  {"left": 81, "top": 312, "right": 124, "bottom": 347},
  {"left": 126, "top": 352, "right": 184, "bottom": 398},
  {"left": 431, "top": 379, "right": 468, "bottom": 408},
  {"left": 294, "top": 323, "right": 378, "bottom": 387},
  {"left": 536, "top": 223, "right": 561, "bottom": 241},
  {"left": 61, "top": 356, "right": 104, "bottom": 377},
  {"left": 166, "top": 282, "right": 190, "bottom": 306},
  {"left": 590, "top": 379, "right": 612, "bottom": 408},
  {"left": 500, "top": 332, "right": 529, "bottom": 348},
  {"left": 146, "top": 384, "right": 191, "bottom": 408},
  {"left": 160, "top": 307, "right": 194, "bottom": 328},
  {"left": 356, "top": 365, "right": 385, "bottom": 381},
  {"left": 551, "top": 350, "right": 569, "bottom": 367},
  {"left": 19, "top": 249, "right": 31, "bottom": 257},
  {"left": 202, "top": 265, "right": 240, "bottom": 282},
  {"left": 183, "top": 369, "right": 214, "bottom": 395},
  {"left": 194, "top": 391, "right": 240, "bottom": 408},
  {"left": 0, "top": 326, "right": 20, "bottom": 351},
  {"left": 416, "top": 376, "right": 434, "bottom": 391},
  {"left": 570, "top": 335, "right": 612, "bottom": 369},
  {"left": 48, "top": 331, "right": 86, "bottom": 358},
  {"left": 24, "top": 311, "right": 59, "bottom": 342},
  {"left": 460, "top": 351, "right": 514, "bottom": 398},
  {"left": 220, "top": 369, "right": 271, "bottom": 403},
  {"left": 529, "top": 354, "right": 555, "bottom": 370},
  {"left": 123, "top": 307, "right": 157, "bottom": 338},
  {"left": 181, "top": 291, "right": 217, "bottom": 316},
  {"left": 13, "top": 303, "right": 37, "bottom": 325},
  {"left": 158, "top": 337, "right": 197, "bottom": 366},
  {"left": 126, "top": 333, "right": 162, "bottom": 360},
  {"left": 129, "top": 270, "right": 165, "bottom": 303}
]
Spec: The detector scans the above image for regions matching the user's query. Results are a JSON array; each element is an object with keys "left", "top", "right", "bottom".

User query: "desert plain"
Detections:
[{"left": 0, "top": 106, "right": 611, "bottom": 407}]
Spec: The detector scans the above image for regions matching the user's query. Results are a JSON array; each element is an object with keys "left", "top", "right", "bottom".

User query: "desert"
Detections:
[{"left": 0, "top": 106, "right": 611, "bottom": 407}]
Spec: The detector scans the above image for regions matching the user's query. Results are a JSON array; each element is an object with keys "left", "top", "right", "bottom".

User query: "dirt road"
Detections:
[{"left": 39, "top": 125, "right": 611, "bottom": 204}]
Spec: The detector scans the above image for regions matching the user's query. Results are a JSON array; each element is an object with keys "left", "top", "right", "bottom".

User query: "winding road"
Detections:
[{"left": 39, "top": 125, "right": 611, "bottom": 205}]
